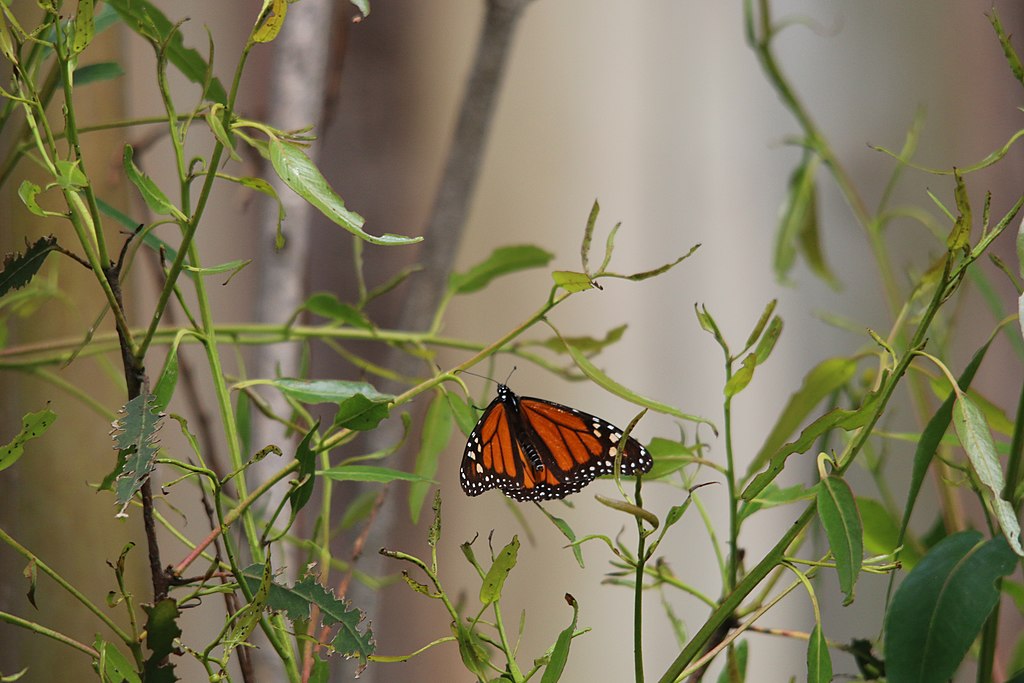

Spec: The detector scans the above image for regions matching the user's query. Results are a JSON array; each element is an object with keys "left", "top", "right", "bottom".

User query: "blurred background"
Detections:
[{"left": 2, "top": 0, "right": 1023, "bottom": 681}]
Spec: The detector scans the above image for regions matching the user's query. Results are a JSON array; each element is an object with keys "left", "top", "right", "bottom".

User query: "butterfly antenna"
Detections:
[{"left": 459, "top": 368, "right": 499, "bottom": 386}]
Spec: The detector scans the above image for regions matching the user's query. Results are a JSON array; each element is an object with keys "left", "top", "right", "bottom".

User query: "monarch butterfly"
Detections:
[{"left": 461, "top": 383, "right": 653, "bottom": 501}]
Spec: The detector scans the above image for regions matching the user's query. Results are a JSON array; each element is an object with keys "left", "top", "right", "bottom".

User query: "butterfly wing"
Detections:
[
  {"left": 460, "top": 387, "right": 653, "bottom": 502},
  {"left": 518, "top": 396, "right": 653, "bottom": 496},
  {"left": 460, "top": 396, "right": 562, "bottom": 498}
]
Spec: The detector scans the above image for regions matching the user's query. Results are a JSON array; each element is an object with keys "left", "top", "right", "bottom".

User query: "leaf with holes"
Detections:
[
  {"left": 111, "top": 394, "right": 164, "bottom": 515},
  {"left": 0, "top": 236, "right": 58, "bottom": 297},
  {"left": 1, "top": 406, "right": 56, "bottom": 473}
]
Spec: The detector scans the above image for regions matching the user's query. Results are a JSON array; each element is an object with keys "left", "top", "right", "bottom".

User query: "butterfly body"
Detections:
[{"left": 461, "top": 383, "right": 653, "bottom": 501}]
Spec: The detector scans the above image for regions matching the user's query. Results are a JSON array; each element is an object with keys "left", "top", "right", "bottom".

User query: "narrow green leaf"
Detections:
[
  {"left": 428, "top": 490, "right": 442, "bottom": 549},
  {"left": 990, "top": 9, "right": 1024, "bottom": 87},
  {"left": 541, "top": 594, "right": 579, "bottom": 683},
  {"left": 947, "top": 170, "right": 971, "bottom": 251},
  {"left": 409, "top": 393, "right": 452, "bottom": 524},
  {"left": 954, "top": 394, "right": 1024, "bottom": 555},
  {"left": 715, "top": 640, "right": 748, "bottom": 683},
  {"left": 450, "top": 245, "right": 553, "bottom": 294},
  {"left": 268, "top": 138, "right": 420, "bottom": 246},
  {"left": 447, "top": 392, "right": 478, "bottom": 437},
  {"left": 743, "top": 384, "right": 881, "bottom": 501},
  {"left": 744, "top": 299, "right": 777, "bottom": 350},
  {"left": 288, "top": 423, "right": 319, "bottom": 515},
  {"left": 884, "top": 531, "right": 1016, "bottom": 683},
  {"left": 753, "top": 315, "right": 783, "bottom": 365},
  {"left": 581, "top": 199, "right": 600, "bottom": 275},
  {"left": 480, "top": 535, "right": 519, "bottom": 605},
  {"left": 1, "top": 406, "right": 57, "bottom": 472},
  {"left": 776, "top": 151, "right": 836, "bottom": 287},
  {"left": 551, "top": 270, "right": 596, "bottom": 293},
  {"left": 74, "top": 61, "right": 124, "bottom": 85},
  {"left": 695, "top": 303, "right": 727, "bottom": 352},
  {"left": 807, "top": 624, "right": 832, "bottom": 683},
  {"left": 153, "top": 331, "right": 192, "bottom": 411},
  {"left": 748, "top": 357, "right": 857, "bottom": 476},
  {"left": 72, "top": 0, "right": 95, "bottom": 54},
  {"left": 565, "top": 340, "right": 715, "bottom": 431},
  {"left": 533, "top": 324, "right": 627, "bottom": 355},
  {"left": 816, "top": 474, "right": 863, "bottom": 604},
  {"left": 350, "top": 0, "right": 370, "bottom": 19},
  {"left": 317, "top": 465, "right": 434, "bottom": 484},
  {"left": 304, "top": 292, "right": 372, "bottom": 329},
  {"left": 897, "top": 334, "right": 993, "bottom": 558},
  {"left": 537, "top": 505, "right": 585, "bottom": 568},
  {"left": 265, "top": 378, "right": 392, "bottom": 405},
  {"left": 123, "top": 145, "right": 185, "bottom": 220},
  {"left": 106, "top": 0, "right": 227, "bottom": 102},
  {"left": 0, "top": 236, "right": 58, "bottom": 297}
]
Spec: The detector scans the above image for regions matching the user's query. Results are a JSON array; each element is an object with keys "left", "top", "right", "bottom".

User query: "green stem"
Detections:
[
  {"left": 0, "top": 527, "right": 133, "bottom": 646},
  {"left": 0, "top": 610, "right": 99, "bottom": 658}
]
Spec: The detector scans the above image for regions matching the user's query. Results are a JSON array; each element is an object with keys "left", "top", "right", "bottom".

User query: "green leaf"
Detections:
[
  {"left": 806, "top": 624, "right": 832, "bottom": 683},
  {"left": 0, "top": 236, "right": 58, "bottom": 298},
  {"left": 747, "top": 357, "right": 857, "bottom": 477},
  {"left": 71, "top": 0, "right": 95, "bottom": 54},
  {"left": 954, "top": 394, "right": 1024, "bottom": 555},
  {"left": 94, "top": 636, "right": 142, "bottom": 683},
  {"left": 267, "top": 138, "right": 420, "bottom": 246},
  {"left": 858, "top": 497, "right": 921, "bottom": 569},
  {"left": 153, "top": 331, "right": 193, "bottom": 411},
  {"left": 304, "top": 292, "right": 372, "bottom": 329},
  {"left": 946, "top": 170, "right": 971, "bottom": 252},
  {"left": 884, "top": 531, "right": 1016, "bottom": 683},
  {"left": 141, "top": 599, "right": 181, "bottom": 683},
  {"left": 537, "top": 505, "right": 584, "bottom": 568},
  {"left": 564, "top": 340, "right": 716, "bottom": 431},
  {"left": 743, "top": 299, "right": 777, "bottom": 350},
  {"left": 990, "top": 8, "right": 1024, "bottom": 87},
  {"left": 533, "top": 324, "right": 627, "bottom": 355},
  {"left": 123, "top": 145, "right": 185, "bottom": 220},
  {"left": 724, "top": 353, "right": 757, "bottom": 398},
  {"left": 182, "top": 259, "right": 252, "bottom": 282},
  {"left": 898, "top": 334, "right": 993, "bottom": 561},
  {"left": 245, "top": 378, "right": 395, "bottom": 431},
  {"left": 816, "top": 474, "right": 863, "bottom": 604},
  {"left": 288, "top": 423, "right": 319, "bottom": 515},
  {"left": 551, "top": 270, "right": 596, "bottom": 293},
  {"left": 715, "top": 640, "right": 748, "bottom": 683},
  {"left": 743, "top": 385, "right": 881, "bottom": 501},
  {"left": 317, "top": 465, "right": 434, "bottom": 484},
  {"left": 106, "top": 0, "right": 227, "bottom": 102},
  {"left": 0, "top": 406, "right": 57, "bottom": 473},
  {"left": 253, "top": 0, "right": 287, "bottom": 43},
  {"left": 55, "top": 160, "right": 88, "bottom": 189},
  {"left": 74, "top": 61, "right": 124, "bottom": 85},
  {"left": 409, "top": 393, "right": 452, "bottom": 524},
  {"left": 753, "top": 315, "right": 783, "bottom": 365},
  {"left": 738, "top": 483, "right": 815, "bottom": 523},
  {"left": 112, "top": 393, "right": 164, "bottom": 515},
  {"left": 541, "top": 594, "right": 579, "bottom": 683},
  {"left": 224, "top": 558, "right": 272, "bottom": 653},
  {"left": 17, "top": 181, "right": 52, "bottom": 217},
  {"left": 453, "top": 621, "right": 489, "bottom": 678},
  {"left": 238, "top": 568, "right": 375, "bottom": 674},
  {"left": 350, "top": 0, "right": 370, "bottom": 19},
  {"left": 449, "top": 245, "right": 553, "bottom": 294},
  {"left": 775, "top": 151, "right": 837, "bottom": 287},
  {"left": 480, "top": 535, "right": 519, "bottom": 605},
  {"left": 447, "top": 393, "right": 478, "bottom": 437}
]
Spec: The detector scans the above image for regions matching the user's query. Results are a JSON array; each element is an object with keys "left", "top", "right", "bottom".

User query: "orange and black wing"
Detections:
[{"left": 460, "top": 385, "right": 652, "bottom": 502}]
